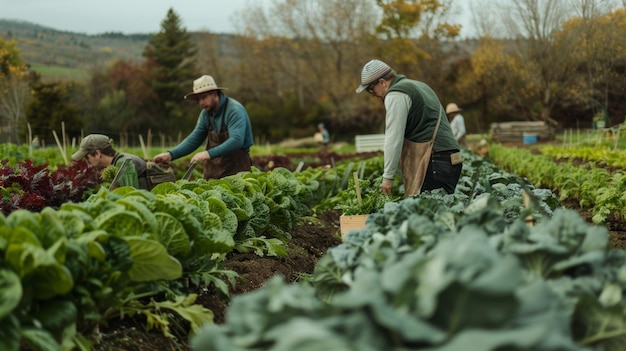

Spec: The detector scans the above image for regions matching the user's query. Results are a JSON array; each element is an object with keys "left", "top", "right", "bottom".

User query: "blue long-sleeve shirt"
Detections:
[{"left": 169, "top": 92, "right": 254, "bottom": 160}]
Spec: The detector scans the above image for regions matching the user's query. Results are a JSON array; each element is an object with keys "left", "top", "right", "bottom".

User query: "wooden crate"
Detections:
[{"left": 339, "top": 214, "right": 369, "bottom": 240}]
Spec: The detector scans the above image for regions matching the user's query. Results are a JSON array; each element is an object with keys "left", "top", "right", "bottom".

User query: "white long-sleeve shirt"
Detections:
[
  {"left": 450, "top": 113, "right": 466, "bottom": 141},
  {"left": 382, "top": 92, "right": 410, "bottom": 180}
]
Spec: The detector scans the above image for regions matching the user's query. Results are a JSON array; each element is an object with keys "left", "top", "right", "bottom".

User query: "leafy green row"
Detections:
[
  {"left": 190, "top": 154, "right": 626, "bottom": 351},
  {"left": 0, "top": 204, "right": 193, "bottom": 351},
  {"left": 541, "top": 144, "right": 626, "bottom": 169},
  {"left": 0, "top": 163, "right": 361, "bottom": 351},
  {"left": 489, "top": 144, "right": 626, "bottom": 225}
]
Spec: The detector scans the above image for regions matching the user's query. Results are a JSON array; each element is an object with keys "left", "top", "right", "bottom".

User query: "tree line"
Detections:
[{"left": 1, "top": 0, "right": 625, "bottom": 147}]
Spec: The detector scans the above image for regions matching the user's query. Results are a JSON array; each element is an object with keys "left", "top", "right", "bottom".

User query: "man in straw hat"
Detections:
[
  {"left": 356, "top": 59, "right": 462, "bottom": 196},
  {"left": 153, "top": 75, "right": 254, "bottom": 179},
  {"left": 445, "top": 103, "right": 467, "bottom": 147}
]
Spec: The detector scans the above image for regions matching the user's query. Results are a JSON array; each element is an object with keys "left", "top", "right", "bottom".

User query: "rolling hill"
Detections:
[{"left": 0, "top": 19, "right": 150, "bottom": 81}]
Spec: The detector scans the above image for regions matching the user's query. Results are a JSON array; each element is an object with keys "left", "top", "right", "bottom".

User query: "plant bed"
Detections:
[{"left": 92, "top": 210, "right": 343, "bottom": 350}]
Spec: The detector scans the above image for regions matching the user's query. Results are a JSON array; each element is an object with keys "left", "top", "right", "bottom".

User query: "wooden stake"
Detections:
[
  {"left": 27, "top": 123, "right": 33, "bottom": 157},
  {"left": 147, "top": 128, "right": 152, "bottom": 152},
  {"left": 61, "top": 121, "right": 67, "bottom": 156},
  {"left": 139, "top": 134, "right": 148, "bottom": 159},
  {"left": 522, "top": 190, "right": 535, "bottom": 227},
  {"left": 353, "top": 171, "right": 362, "bottom": 207},
  {"left": 52, "top": 130, "right": 69, "bottom": 165}
]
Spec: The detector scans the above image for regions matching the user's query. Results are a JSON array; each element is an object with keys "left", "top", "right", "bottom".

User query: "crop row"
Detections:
[
  {"left": 1, "top": 162, "right": 361, "bottom": 350},
  {"left": 191, "top": 153, "right": 626, "bottom": 351},
  {"left": 3, "top": 146, "right": 625, "bottom": 350},
  {"left": 489, "top": 144, "right": 626, "bottom": 228}
]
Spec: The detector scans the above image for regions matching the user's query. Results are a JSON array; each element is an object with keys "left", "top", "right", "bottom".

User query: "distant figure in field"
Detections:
[
  {"left": 445, "top": 103, "right": 467, "bottom": 147},
  {"left": 315, "top": 122, "right": 330, "bottom": 152},
  {"left": 31, "top": 136, "right": 40, "bottom": 149},
  {"left": 475, "top": 139, "right": 489, "bottom": 158}
]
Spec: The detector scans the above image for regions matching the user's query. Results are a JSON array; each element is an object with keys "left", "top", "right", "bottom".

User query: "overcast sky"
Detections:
[
  {"left": 0, "top": 0, "right": 272, "bottom": 35},
  {"left": 1, "top": 0, "right": 475, "bottom": 37}
]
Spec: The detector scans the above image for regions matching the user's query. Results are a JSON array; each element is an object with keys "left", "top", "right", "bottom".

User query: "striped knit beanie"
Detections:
[{"left": 355, "top": 59, "right": 393, "bottom": 93}]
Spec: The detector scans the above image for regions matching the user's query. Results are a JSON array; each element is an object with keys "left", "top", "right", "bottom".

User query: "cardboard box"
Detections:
[{"left": 339, "top": 214, "right": 369, "bottom": 240}]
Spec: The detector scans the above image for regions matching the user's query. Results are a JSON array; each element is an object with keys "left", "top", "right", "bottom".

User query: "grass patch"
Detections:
[{"left": 29, "top": 64, "right": 90, "bottom": 82}]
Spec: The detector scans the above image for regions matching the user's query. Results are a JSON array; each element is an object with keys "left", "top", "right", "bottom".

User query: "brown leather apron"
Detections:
[
  {"left": 399, "top": 107, "right": 443, "bottom": 197},
  {"left": 203, "top": 105, "right": 252, "bottom": 179}
]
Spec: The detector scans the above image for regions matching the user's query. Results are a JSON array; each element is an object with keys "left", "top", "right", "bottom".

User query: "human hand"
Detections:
[
  {"left": 153, "top": 152, "right": 172, "bottom": 164},
  {"left": 381, "top": 178, "right": 393, "bottom": 195},
  {"left": 190, "top": 151, "right": 211, "bottom": 163}
]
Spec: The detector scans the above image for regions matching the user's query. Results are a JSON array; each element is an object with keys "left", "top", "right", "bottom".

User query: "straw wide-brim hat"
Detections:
[
  {"left": 184, "top": 75, "right": 227, "bottom": 99},
  {"left": 446, "top": 103, "right": 462, "bottom": 114}
]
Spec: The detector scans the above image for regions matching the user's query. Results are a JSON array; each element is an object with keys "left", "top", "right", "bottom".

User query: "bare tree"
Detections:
[
  {"left": 0, "top": 74, "right": 30, "bottom": 143},
  {"left": 568, "top": 0, "right": 626, "bottom": 125},
  {"left": 233, "top": 0, "right": 379, "bottom": 132},
  {"left": 471, "top": 0, "right": 582, "bottom": 125}
]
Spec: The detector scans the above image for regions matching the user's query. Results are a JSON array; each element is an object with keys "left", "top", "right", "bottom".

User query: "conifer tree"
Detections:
[
  {"left": 143, "top": 8, "right": 197, "bottom": 137},
  {"left": 25, "top": 81, "right": 83, "bottom": 145}
]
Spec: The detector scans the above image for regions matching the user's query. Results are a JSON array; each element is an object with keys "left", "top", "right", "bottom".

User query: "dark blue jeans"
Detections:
[{"left": 421, "top": 152, "right": 463, "bottom": 194}]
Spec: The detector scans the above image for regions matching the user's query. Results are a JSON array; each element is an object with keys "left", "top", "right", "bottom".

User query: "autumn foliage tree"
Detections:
[
  {"left": 374, "top": 0, "right": 460, "bottom": 86},
  {"left": 80, "top": 60, "right": 151, "bottom": 137},
  {"left": 556, "top": 7, "right": 626, "bottom": 127},
  {"left": 0, "top": 36, "right": 30, "bottom": 144}
]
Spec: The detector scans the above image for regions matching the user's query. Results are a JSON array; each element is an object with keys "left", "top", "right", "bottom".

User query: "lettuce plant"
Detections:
[{"left": 0, "top": 160, "right": 101, "bottom": 215}]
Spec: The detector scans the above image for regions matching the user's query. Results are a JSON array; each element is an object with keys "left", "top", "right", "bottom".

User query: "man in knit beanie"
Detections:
[{"left": 356, "top": 59, "right": 463, "bottom": 196}]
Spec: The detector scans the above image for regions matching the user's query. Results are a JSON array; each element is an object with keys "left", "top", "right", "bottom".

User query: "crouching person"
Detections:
[{"left": 72, "top": 134, "right": 148, "bottom": 190}]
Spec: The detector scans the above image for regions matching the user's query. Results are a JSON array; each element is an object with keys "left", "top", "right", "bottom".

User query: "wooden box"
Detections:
[{"left": 339, "top": 214, "right": 369, "bottom": 240}]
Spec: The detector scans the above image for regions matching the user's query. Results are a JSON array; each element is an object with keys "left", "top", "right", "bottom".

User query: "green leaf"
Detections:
[
  {"left": 55, "top": 210, "right": 86, "bottom": 238},
  {"left": 0, "top": 268, "right": 22, "bottom": 319},
  {"left": 72, "top": 230, "right": 109, "bottom": 262},
  {"left": 6, "top": 237, "right": 74, "bottom": 299},
  {"left": 116, "top": 197, "right": 158, "bottom": 234},
  {"left": 125, "top": 237, "right": 182, "bottom": 282},
  {"left": 30, "top": 300, "right": 77, "bottom": 335},
  {"left": 151, "top": 182, "right": 179, "bottom": 194},
  {"left": 156, "top": 294, "right": 214, "bottom": 334},
  {"left": 0, "top": 314, "right": 21, "bottom": 351},
  {"left": 27, "top": 258, "right": 74, "bottom": 300},
  {"left": 154, "top": 212, "right": 191, "bottom": 257},
  {"left": 94, "top": 209, "right": 144, "bottom": 237},
  {"left": 5, "top": 209, "right": 41, "bottom": 233},
  {"left": 39, "top": 208, "right": 66, "bottom": 248},
  {"left": 194, "top": 228, "right": 235, "bottom": 254},
  {"left": 574, "top": 295, "right": 626, "bottom": 351},
  {"left": 20, "top": 328, "right": 61, "bottom": 351},
  {"left": 205, "top": 196, "right": 227, "bottom": 218},
  {"left": 235, "top": 237, "right": 287, "bottom": 257}
]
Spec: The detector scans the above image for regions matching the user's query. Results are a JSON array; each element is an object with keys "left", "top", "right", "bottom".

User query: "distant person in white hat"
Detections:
[
  {"left": 445, "top": 103, "right": 467, "bottom": 147},
  {"left": 356, "top": 59, "right": 462, "bottom": 196},
  {"left": 72, "top": 134, "right": 147, "bottom": 189},
  {"left": 153, "top": 75, "right": 254, "bottom": 179}
]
